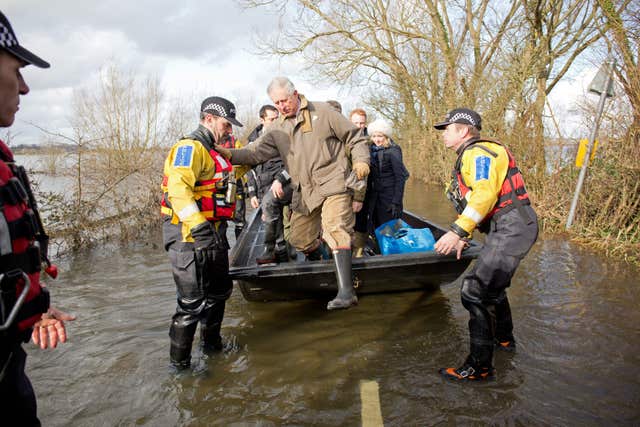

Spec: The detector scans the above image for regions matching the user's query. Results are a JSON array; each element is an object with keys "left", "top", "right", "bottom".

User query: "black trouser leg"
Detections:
[
  {"left": 256, "top": 219, "right": 278, "bottom": 264},
  {"left": 494, "top": 293, "right": 514, "bottom": 340},
  {"left": 0, "top": 346, "right": 40, "bottom": 427},
  {"left": 274, "top": 216, "right": 289, "bottom": 262},
  {"left": 327, "top": 249, "right": 358, "bottom": 310},
  {"left": 169, "top": 314, "right": 198, "bottom": 369},
  {"left": 200, "top": 300, "right": 225, "bottom": 352},
  {"left": 461, "top": 278, "right": 495, "bottom": 368}
]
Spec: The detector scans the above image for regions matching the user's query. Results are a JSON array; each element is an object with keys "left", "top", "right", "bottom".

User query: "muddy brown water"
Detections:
[{"left": 28, "top": 179, "right": 640, "bottom": 426}]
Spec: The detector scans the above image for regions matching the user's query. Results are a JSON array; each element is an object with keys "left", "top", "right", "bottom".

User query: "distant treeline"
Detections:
[{"left": 13, "top": 143, "right": 77, "bottom": 154}]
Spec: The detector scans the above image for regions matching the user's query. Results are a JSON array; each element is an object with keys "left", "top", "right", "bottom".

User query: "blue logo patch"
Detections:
[
  {"left": 475, "top": 155, "right": 491, "bottom": 181},
  {"left": 173, "top": 146, "right": 193, "bottom": 167}
]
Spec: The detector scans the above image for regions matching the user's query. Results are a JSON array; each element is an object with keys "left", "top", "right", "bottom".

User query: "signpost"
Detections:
[{"left": 565, "top": 59, "right": 615, "bottom": 229}]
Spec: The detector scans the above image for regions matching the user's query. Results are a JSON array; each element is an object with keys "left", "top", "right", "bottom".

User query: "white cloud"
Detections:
[{"left": 4, "top": 1, "right": 368, "bottom": 145}]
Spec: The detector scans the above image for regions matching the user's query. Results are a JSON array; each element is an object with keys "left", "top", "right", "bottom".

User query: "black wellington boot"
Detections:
[
  {"left": 327, "top": 249, "right": 358, "bottom": 310},
  {"left": 274, "top": 218, "right": 289, "bottom": 263},
  {"left": 169, "top": 320, "right": 198, "bottom": 370},
  {"left": 201, "top": 300, "right": 225, "bottom": 353},
  {"left": 256, "top": 220, "right": 278, "bottom": 264}
]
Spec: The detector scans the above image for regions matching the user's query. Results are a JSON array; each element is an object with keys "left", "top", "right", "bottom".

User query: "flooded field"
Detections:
[{"left": 26, "top": 179, "right": 640, "bottom": 426}]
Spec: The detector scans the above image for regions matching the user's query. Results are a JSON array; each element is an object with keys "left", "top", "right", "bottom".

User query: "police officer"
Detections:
[
  {"left": 161, "top": 96, "right": 242, "bottom": 369},
  {"left": 0, "top": 10, "right": 75, "bottom": 424},
  {"left": 215, "top": 77, "right": 370, "bottom": 311},
  {"left": 433, "top": 108, "right": 538, "bottom": 381}
]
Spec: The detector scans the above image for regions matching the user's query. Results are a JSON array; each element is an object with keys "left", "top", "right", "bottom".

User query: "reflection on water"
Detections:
[{"left": 28, "top": 179, "right": 640, "bottom": 426}]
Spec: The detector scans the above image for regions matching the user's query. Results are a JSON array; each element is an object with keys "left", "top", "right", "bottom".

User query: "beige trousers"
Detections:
[{"left": 289, "top": 193, "right": 354, "bottom": 251}]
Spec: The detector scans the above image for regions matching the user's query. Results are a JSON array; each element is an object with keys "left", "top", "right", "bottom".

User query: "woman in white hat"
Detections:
[{"left": 365, "top": 119, "right": 409, "bottom": 231}]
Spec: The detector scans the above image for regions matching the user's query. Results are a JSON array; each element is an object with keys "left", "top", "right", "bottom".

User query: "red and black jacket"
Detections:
[{"left": 0, "top": 140, "right": 49, "bottom": 340}]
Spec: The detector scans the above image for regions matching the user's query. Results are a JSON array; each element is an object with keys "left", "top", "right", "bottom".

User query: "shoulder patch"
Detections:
[
  {"left": 475, "top": 155, "right": 491, "bottom": 181},
  {"left": 173, "top": 145, "right": 193, "bottom": 168}
]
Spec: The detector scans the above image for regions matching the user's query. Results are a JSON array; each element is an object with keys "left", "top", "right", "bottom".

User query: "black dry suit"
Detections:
[{"left": 453, "top": 139, "right": 538, "bottom": 371}]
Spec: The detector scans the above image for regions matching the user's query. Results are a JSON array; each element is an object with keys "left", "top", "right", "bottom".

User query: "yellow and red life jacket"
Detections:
[
  {"left": 0, "top": 140, "right": 50, "bottom": 337},
  {"left": 449, "top": 138, "right": 530, "bottom": 223},
  {"left": 161, "top": 146, "right": 236, "bottom": 222}
]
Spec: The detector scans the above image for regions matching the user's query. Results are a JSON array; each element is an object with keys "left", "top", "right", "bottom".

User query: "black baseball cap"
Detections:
[
  {"left": 0, "top": 11, "right": 50, "bottom": 68},
  {"left": 201, "top": 96, "right": 243, "bottom": 127},
  {"left": 434, "top": 108, "right": 482, "bottom": 130}
]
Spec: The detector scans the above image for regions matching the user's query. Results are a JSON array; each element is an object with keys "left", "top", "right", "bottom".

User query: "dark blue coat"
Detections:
[{"left": 366, "top": 140, "right": 408, "bottom": 229}]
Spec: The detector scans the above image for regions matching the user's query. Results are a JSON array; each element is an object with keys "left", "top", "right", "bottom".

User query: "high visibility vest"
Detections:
[
  {"left": 161, "top": 146, "right": 236, "bottom": 222},
  {"left": 448, "top": 138, "right": 530, "bottom": 223}
]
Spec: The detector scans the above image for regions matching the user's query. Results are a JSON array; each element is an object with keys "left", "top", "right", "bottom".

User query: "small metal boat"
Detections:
[{"left": 229, "top": 209, "right": 481, "bottom": 302}]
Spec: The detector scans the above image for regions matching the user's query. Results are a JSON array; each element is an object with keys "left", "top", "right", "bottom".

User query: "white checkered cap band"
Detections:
[
  {"left": 0, "top": 22, "right": 18, "bottom": 48},
  {"left": 203, "top": 103, "right": 236, "bottom": 118},
  {"left": 203, "top": 103, "right": 227, "bottom": 117},
  {"left": 450, "top": 112, "right": 477, "bottom": 126}
]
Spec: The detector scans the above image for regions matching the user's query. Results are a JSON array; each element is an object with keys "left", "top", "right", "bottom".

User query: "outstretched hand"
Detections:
[
  {"left": 32, "top": 307, "right": 76, "bottom": 349},
  {"left": 352, "top": 162, "right": 370, "bottom": 180},
  {"left": 214, "top": 144, "right": 232, "bottom": 160}
]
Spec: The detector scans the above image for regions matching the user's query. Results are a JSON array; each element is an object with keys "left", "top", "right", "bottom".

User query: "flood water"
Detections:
[{"left": 28, "top": 179, "right": 640, "bottom": 426}]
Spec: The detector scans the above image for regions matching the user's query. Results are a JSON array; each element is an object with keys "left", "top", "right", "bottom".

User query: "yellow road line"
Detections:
[{"left": 360, "top": 380, "right": 384, "bottom": 427}]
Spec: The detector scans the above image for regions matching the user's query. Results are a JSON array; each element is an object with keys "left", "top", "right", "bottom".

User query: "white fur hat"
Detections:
[{"left": 367, "top": 119, "right": 393, "bottom": 138}]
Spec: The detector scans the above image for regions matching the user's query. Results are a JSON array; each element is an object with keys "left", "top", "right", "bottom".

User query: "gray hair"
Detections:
[{"left": 267, "top": 76, "right": 296, "bottom": 97}]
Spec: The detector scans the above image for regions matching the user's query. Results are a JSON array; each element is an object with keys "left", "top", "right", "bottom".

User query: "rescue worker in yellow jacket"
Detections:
[
  {"left": 433, "top": 108, "right": 538, "bottom": 381},
  {"left": 161, "top": 96, "right": 243, "bottom": 369}
]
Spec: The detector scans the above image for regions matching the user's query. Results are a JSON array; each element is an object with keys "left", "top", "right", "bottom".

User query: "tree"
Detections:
[
  {"left": 29, "top": 65, "right": 189, "bottom": 251},
  {"left": 598, "top": 0, "right": 639, "bottom": 152},
  {"left": 243, "top": 0, "right": 603, "bottom": 183}
]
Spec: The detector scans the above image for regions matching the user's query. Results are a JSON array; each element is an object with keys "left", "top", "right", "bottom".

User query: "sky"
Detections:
[
  {"left": 3, "top": 1, "right": 600, "bottom": 146},
  {"left": 3, "top": 0, "right": 361, "bottom": 145}
]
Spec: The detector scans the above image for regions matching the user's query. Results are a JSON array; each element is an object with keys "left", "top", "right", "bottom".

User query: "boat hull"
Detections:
[{"left": 229, "top": 209, "right": 481, "bottom": 302}]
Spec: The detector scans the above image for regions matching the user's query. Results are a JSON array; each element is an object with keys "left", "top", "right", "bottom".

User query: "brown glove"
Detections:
[
  {"left": 214, "top": 144, "right": 232, "bottom": 160},
  {"left": 352, "top": 161, "right": 370, "bottom": 180}
]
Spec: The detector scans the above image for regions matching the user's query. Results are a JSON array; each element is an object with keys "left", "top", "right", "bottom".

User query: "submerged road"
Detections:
[{"left": 28, "top": 180, "right": 640, "bottom": 426}]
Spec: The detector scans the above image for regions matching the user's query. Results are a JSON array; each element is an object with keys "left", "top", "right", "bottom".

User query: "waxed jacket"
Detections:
[
  {"left": 229, "top": 96, "right": 370, "bottom": 214},
  {"left": 246, "top": 124, "right": 289, "bottom": 199}
]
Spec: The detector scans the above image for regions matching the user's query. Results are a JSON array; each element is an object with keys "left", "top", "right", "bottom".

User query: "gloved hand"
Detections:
[
  {"left": 388, "top": 203, "right": 402, "bottom": 219},
  {"left": 214, "top": 144, "right": 232, "bottom": 160},
  {"left": 352, "top": 162, "right": 370, "bottom": 180},
  {"left": 190, "top": 222, "right": 223, "bottom": 250}
]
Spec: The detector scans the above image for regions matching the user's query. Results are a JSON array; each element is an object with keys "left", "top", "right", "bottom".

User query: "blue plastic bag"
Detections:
[{"left": 374, "top": 219, "right": 436, "bottom": 255}]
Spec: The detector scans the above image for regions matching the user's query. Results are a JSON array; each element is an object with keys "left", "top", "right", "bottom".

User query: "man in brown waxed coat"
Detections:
[{"left": 215, "top": 76, "right": 370, "bottom": 311}]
